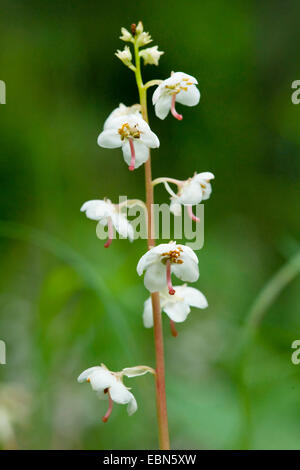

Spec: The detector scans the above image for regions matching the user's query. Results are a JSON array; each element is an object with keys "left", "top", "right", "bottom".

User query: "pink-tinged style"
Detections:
[
  {"left": 102, "top": 389, "right": 114, "bottom": 423},
  {"left": 104, "top": 217, "right": 114, "bottom": 248},
  {"left": 128, "top": 139, "right": 136, "bottom": 171},
  {"left": 171, "top": 94, "right": 183, "bottom": 120},
  {"left": 166, "top": 259, "right": 175, "bottom": 295},
  {"left": 187, "top": 205, "right": 200, "bottom": 223}
]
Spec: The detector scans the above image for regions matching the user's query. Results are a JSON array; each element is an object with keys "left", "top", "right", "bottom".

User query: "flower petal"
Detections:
[
  {"left": 170, "top": 199, "right": 182, "bottom": 216},
  {"left": 122, "top": 365, "right": 154, "bottom": 377},
  {"left": 154, "top": 94, "right": 172, "bottom": 120},
  {"left": 175, "top": 285, "right": 208, "bottom": 309},
  {"left": 144, "top": 262, "right": 166, "bottom": 292},
  {"left": 176, "top": 85, "right": 200, "bottom": 107},
  {"left": 142, "top": 297, "right": 154, "bottom": 328},
  {"left": 127, "top": 394, "right": 138, "bottom": 416},
  {"left": 122, "top": 140, "right": 149, "bottom": 168},
  {"left": 89, "top": 369, "right": 116, "bottom": 393},
  {"left": 163, "top": 300, "right": 191, "bottom": 323},
  {"left": 77, "top": 366, "right": 103, "bottom": 383},
  {"left": 140, "top": 130, "right": 160, "bottom": 148},
  {"left": 172, "top": 253, "right": 199, "bottom": 283},
  {"left": 80, "top": 200, "right": 112, "bottom": 220},
  {"left": 152, "top": 84, "right": 163, "bottom": 105},
  {"left": 166, "top": 72, "right": 198, "bottom": 86},
  {"left": 104, "top": 104, "right": 141, "bottom": 129},
  {"left": 137, "top": 243, "right": 177, "bottom": 275},
  {"left": 179, "top": 245, "right": 199, "bottom": 264},
  {"left": 109, "top": 381, "right": 133, "bottom": 405},
  {"left": 194, "top": 172, "right": 215, "bottom": 182},
  {"left": 111, "top": 213, "right": 134, "bottom": 241},
  {"left": 179, "top": 181, "right": 203, "bottom": 205},
  {"left": 97, "top": 129, "right": 122, "bottom": 148}
]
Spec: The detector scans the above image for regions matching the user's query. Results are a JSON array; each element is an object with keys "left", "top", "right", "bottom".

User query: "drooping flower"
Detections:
[
  {"left": 152, "top": 72, "right": 200, "bottom": 120},
  {"left": 104, "top": 103, "right": 141, "bottom": 130},
  {"left": 81, "top": 199, "right": 134, "bottom": 248},
  {"left": 153, "top": 172, "right": 215, "bottom": 222},
  {"left": 77, "top": 364, "right": 155, "bottom": 422},
  {"left": 97, "top": 115, "right": 159, "bottom": 171},
  {"left": 137, "top": 241, "right": 199, "bottom": 295},
  {"left": 143, "top": 284, "right": 208, "bottom": 336},
  {"left": 139, "top": 46, "right": 164, "bottom": 66}
]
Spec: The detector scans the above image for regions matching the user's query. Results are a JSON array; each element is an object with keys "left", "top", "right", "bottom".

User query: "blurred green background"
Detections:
[{"left": 0, "top": 0, "right": 299, "bottom": 450}]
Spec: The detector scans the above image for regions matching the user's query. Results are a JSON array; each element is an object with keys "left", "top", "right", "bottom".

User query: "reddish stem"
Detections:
[
  {"left": 136, "top": 53, "right": 170, "bottom": 449},
  {"left": 102, "top": 389, "right": 113, "bottom": 423},
  {"left": 187, "top": 205, "right": 200, "bottom": 223},
  {"left": 129, "top": 138, "right": 136, "bottom": 171},
  {"left": 166, "top": 259, "right": 175, "bottom": 295},
  {"left": 171, "top": 94, "right": 183, "bottom": 121},
  {"left": 169, "top": 320, "right": 178, "bottom": 337},
  {"left": 104, "top": 217, "right": 114, "bottom": 248}
]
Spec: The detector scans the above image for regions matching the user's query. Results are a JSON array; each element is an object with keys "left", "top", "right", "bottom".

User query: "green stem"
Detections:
[{"left": 133, "top": 38, "right": 170, "bottom": 450}]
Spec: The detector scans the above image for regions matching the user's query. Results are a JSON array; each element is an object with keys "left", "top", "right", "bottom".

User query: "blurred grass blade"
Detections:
[
  {"left": 246, "top": 250, "right": 300, "bottom": 329},
  {"left": 0, "top": 220, "right": 136, "bottom": 358}
]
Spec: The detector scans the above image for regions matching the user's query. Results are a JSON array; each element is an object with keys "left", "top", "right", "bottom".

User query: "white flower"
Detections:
[
  {"left": 143, "top": 284, "right": 208, "bottom": 334},
  {"left": 81, "top": 199, "right": 134, "bottom": 247},
  {"left": 153, "top": 172, "right": 215, "bottom": 222},
  {"left": 152, "top": 71, "right": 200, "bottom": 120},
  {"left": 97, "top": 114, "right": 159, "bottom": 171},
  {"left": 137, "top": 241, "right": 199, "bottom": 295},
  {"left": 78, "top": 364, "right": 154, "bottom": 422},
  {"left": 115, "top": 46, "right": 133, "bottom": 68},
  {"left": 139, "top": 46, "right": 164, "bottom": 66},
  {"left": 104, "top": 103, "right": 142, "bottom": 130}
]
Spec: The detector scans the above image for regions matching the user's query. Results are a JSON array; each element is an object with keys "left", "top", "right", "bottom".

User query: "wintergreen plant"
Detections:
[{"left": 78, "top": 21, "right": 214, "bottom": 450}]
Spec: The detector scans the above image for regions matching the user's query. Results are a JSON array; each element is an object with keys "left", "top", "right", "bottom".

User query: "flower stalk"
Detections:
[
  {"left": 133, "top": 33, "right": 170, "bottom": 450},
  {"left": 80, "top": 20, "right": 212, "bottom": 451}
]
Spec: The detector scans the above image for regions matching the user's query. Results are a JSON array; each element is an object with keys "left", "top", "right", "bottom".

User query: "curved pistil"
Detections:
[
  {"left": 171, "top": 94, "right": 183, "bottom": 121},
  {"left": 166, "top": 259, "right": 175, "bottom": 295},
  {"left": 128, "top": 138, "right": 136, "bottom": 171},
  {"left": 104, "top": 217, "right": 114, "bottom": 248},
  {"left": 102, "top": 388, "right": 114, "bottom": 423},
  {"left": 187, "top": 205, "right": 200, "bottom": 223}
]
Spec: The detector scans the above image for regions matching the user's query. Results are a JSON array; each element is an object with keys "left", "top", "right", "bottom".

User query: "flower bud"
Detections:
[
  {"left": 136, "top": 21, "right": 144, "bottom": 35},
  {"left": 115, "top": 46, "right": 133, "bottom": 68},
  {"left": 139, "top": 46, "right": 164, "bottom": 66},
  {"left": 136, "top": 31, "right": 152, "bottom": 47},
  {"left": 120, "top": 27, "right": 133, "bottom": 42}
]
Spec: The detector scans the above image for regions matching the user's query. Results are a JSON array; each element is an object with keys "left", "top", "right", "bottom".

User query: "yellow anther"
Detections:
[
  {"left": 118, "top": 122, "right": 141, "bottom": 140},
  {"left": 161, "top": 248, "right": 183, "bottom": 264}
]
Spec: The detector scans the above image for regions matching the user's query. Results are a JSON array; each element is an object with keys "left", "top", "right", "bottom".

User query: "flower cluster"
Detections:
[{"left": 78, "top": 21, "right": 215, "bottom": 428}]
